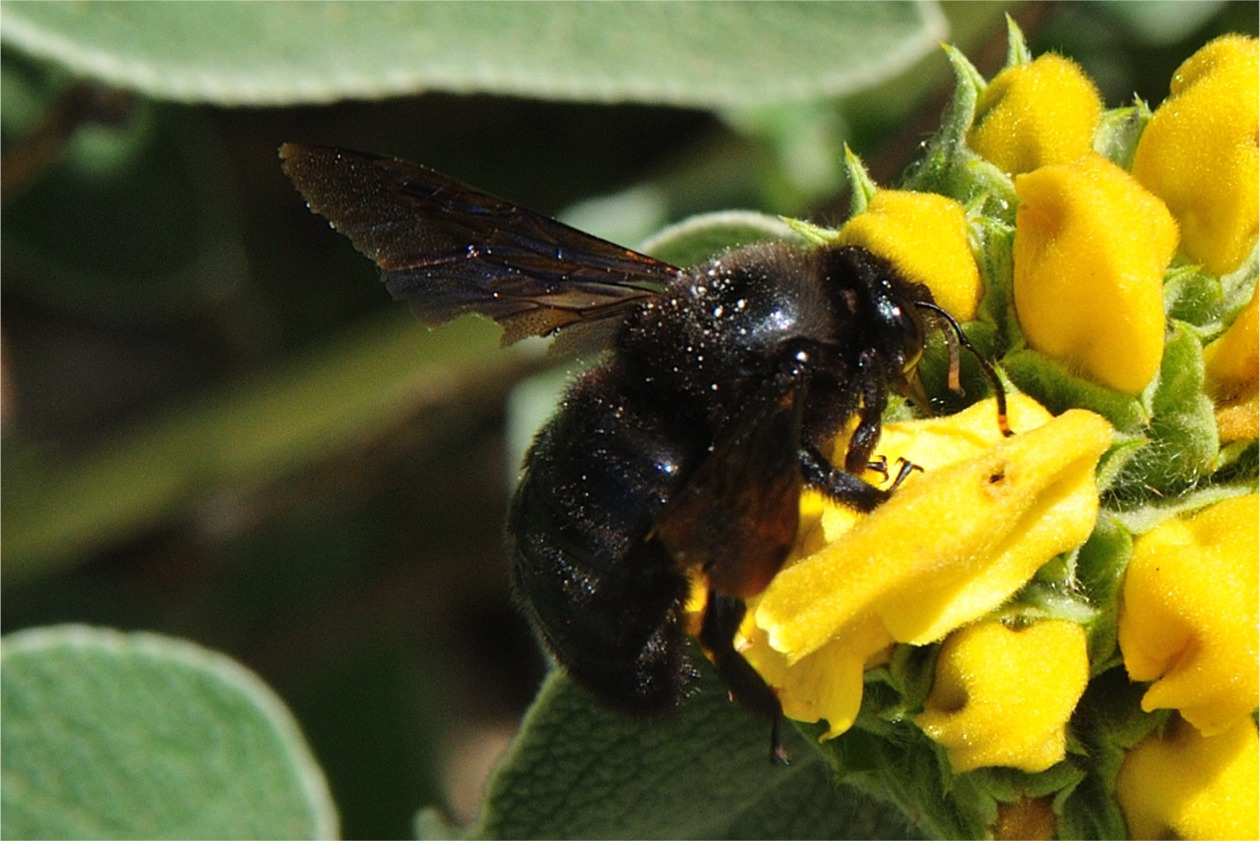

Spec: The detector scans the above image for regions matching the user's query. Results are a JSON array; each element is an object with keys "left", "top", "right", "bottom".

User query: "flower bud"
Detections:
[
  {"left": 916, "top": 620, "right": 1089, "bottom": 773},
  {"left": 1118, "top": 493, "right": 1259, "bottom": 734},
  {"left": 967, "top": 53, "right": 1103, "bottom": 175},
  {"left": 1013, "top": 154, "right": 1178, "bottom": 395},
  {"left": 1203, "top": 284, "right": 1259, "bottom": 442},
  {"left": 837, "top": 189, "right": 982, "bottom": 321},
  {"left": 1132, "top": 35, "right": 1259, "bottom": 276},
  {"left": 1116, "top": 716, "right": 1259, "bottom": 840}
]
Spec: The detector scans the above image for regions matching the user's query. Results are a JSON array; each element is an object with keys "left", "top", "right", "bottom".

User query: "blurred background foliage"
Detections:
[{"left": 2, "top": 2, "right": 1255, "bottom": 837}]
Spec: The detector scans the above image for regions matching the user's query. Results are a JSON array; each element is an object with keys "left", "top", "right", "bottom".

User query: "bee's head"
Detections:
[{"left": 826, "top": 245, "right": 931, "bottom": 377}]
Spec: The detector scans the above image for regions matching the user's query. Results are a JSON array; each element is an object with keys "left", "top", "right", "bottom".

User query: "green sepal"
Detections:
[
  {"left": 1214, "top": 438, "right": 1259, "bottom": 482},
  {"left": 1000, "top": 348, "right": 1149, "bottom": 432},
  {"left": 1108, "top": 320, "right": 1218, "bottom": 500},
  {"left": 1072, "top": 514, "right": 1135, "bottom": 673},
  {"left": 970, "top": 763, "right": 1085, "bottom": 804},
  {"left": 970, "top": 213, "right": 1018, "bottom": 347},
  {"left": 884, "top": 640, "right": 940, "bottom": 711},
  {"left": 902, "top": 45, "right": 1015, "bottom": 217},
  {"left": 1165, "top": 262, "right": 1228, "bottom": 330},
  {"left": 915, "top": 320, "right": 1008, "bottom": 418},
  {"left": 1096, "top": 435, "right": 1151, "bottom": 496},
  {"left": 1217, "top": 243, "right": 1260, "bottom": 313},
  {"left": 1004, "top": 566, "right": 1098, "bottom": 629},
  {"left": 781, "top": 215, "right": 839, "bottom": 246},
  {"left": 1093, "top": 99, "right": 1153, "bottom": 171},
  {"left": 843, "top": 145, "right": 879, "bottom": 216},
  {"left": 1058, "top": 668, "right": 1165, "bottom": 839},
  {"left": 1111, "top": 481, "right": 1258, "bottom": 536},
  {"left": 1001, "top": 15, "right": 1033, "bottom": 68}
]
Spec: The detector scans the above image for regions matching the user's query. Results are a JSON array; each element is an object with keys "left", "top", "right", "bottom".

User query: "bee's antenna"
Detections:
[{"left": 916, "top": 302, "right": 1012, "bottom": 437}]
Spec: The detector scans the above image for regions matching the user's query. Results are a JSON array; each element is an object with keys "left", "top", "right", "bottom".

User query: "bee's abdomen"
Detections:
[{"left": 508, "top": 364, "right": 704, "bottom": 712}]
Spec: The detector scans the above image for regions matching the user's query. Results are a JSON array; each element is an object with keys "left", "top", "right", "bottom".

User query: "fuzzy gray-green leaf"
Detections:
[{"left": 1, "top": 2, "right": 946, "bottom": 108}]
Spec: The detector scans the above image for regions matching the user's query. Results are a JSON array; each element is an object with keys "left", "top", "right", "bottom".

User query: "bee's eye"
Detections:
[{"left": 876, "top": 295, "right": 926, "bottom": 372}]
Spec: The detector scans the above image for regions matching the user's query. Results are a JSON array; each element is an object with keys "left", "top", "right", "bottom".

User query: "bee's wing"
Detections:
[
  {"left": 651, "top": 369, "right": 807, "bottom": 600},
  {"left": 280, "top": 143, "right": 682, "bottom": 343}
]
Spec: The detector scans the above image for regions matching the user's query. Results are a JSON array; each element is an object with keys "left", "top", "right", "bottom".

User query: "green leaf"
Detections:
[
  {"left": 470, "top": 665, "right": 918, "bottom": 839},
  {"left": 1, "top": 625, "right": 337, "bottom": 840},
  {"left": 1099, "top": 0, "right": 1230, "bottom": 46},
  {"left": 822, "top": 725, "right": 986, "bottom": 839},
  {"left": 1, "top": 2, "right": 946, "bottom": 108},
  {"left": 2, "top": 97, "right": 237, "bottom": 317}
]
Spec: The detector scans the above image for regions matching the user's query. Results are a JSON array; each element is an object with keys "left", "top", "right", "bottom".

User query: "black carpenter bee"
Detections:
[{"left": 280, "top": 143, "right": 1008, "bottom": 763}]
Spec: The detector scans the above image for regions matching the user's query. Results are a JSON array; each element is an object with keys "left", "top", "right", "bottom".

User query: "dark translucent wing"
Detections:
[
  {"left": 652, "top": 370, "right": 806, "bottom": 600},
  {"left": 280, "top": 143, "right": 682, "bottom": 342}
]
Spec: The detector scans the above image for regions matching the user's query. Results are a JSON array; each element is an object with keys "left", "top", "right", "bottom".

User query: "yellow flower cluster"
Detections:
[
  {"left": 972, "top": 50, "right": 1179, "bottom": 397},
  {"left": 737, "top": 395, "right": 1110, "bottom": 743},
  {"left": 684, "top": 25, "right": 1257, "bottom": 841},
  {"left": 987, "top": 37, "right": 1258, "bottom": 401}
]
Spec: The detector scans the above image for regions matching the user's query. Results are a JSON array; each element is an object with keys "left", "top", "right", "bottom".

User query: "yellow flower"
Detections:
[
  {"left": 836, "top": 190, "right": 983, "bottom": 321},
  {"left": 739, "top": 395, "right": 1112, "bottom": 739},
  {"left": 915, "top": 620, "right": 1089, "bottom": 773},
  {"left": 1132, "top": 35, "right": 1259, "bottom": 276},
  {"left": 1013, "top": 153, "right": 1178, "bottom": 395},
  {"left": 1118, "top": 493, "right": 1259, "bottom": 734},
  {"left": 967, "top": 53, "right": 1103, "bottom": 175},
  {"left": 1203, "top": 284, "right": 1259, "bottom": 442},
  {"left": 1116, "top": 716, "right": 1259, "bottom": 840}
]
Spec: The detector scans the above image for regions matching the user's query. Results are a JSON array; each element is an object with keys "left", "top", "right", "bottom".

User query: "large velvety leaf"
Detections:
[
  {"left": 466, "top": 661, "right": 920, "bottom": 839},
  {"left": 1, "top": 625, "right": 337, "bottom": 840},
  {"left": 0, "top": 2, "right": 946, "bottom": 107}
]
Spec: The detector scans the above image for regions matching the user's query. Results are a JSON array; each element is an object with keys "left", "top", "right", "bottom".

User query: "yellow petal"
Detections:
[
  {"left": 754, "top": 397, "right": 1111, "bottom": 661},
  {"left": 1204, "top": 283, "right": 1260, "bottom": 442},
  {"left": 1118, "top": 493, "right": 1260, "bottom": 734},
  {"left": 967, "top": 53, "right": 1103, "bottom": 175},
  {"left": 1132, "top": 35, "right": 1260, "bottom": 276},
  {"left": 1013, "top": 153, "right": 1178, "bottom": 395},
  {"left": 836, "top": 190, "right": 983, "bottom": 321},
  {"left": 740, "top": 613, "right": 891, "bottom": 740},
  {"left": 915, "top": 620, "right": 1089, "bottom": 773},
  {"left": 1116, "top": 716, "right": 1259, "bottom": 840}
]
